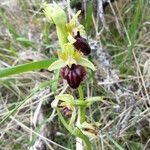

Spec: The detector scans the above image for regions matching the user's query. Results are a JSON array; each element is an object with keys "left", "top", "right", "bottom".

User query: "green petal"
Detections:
[
  {"left": 48, "top": 59, "right": 65, "bottom": 71},
  {"left": 78, "top": 57, "right": 96, "bottom": 71}
]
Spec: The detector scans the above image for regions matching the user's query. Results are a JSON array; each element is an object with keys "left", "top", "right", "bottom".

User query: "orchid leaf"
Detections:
[
  {"left": 57, "top": 108, "right": 73, "bottom": 132},
  {"left": 73, "top": 128, "right": 92, "bottom": 150},
  {"left": 0, "top": 57, "right": 57, "bottom": 78},
  {"left": 57, "top": 109, "right": 91, "bottom": 150}
]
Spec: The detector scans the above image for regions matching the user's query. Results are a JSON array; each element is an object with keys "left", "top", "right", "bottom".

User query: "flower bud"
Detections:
[
  {"left": 62, "top": 106, "right": 72, "bottom": 118},
  {"left": 73, "top": 31, "right": 91, "bottom": 55},
  {"left": 61, "top": 64, "right": 86, "bottom": 89}
]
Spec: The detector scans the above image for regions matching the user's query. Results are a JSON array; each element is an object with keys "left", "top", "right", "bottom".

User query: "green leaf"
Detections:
[
  {"left": 57, "top": 109, "right": 92, "bottom": 150},
  {"left": 73, "top": 128, "right": 92, "bottom": 150},
  {"left": 51, "top": 69, "right": 60, "bottom": 92},
  {"left": 16, "top": 37, "right": 34, "bottom": 47},
  {"left": 106, "top": 135, "right": 125, "bottom": 150},
  {"left": 0, "top": 57, "right": 57, "bottom": 78},
  {"left": 57, "top": 108, "right": 73, "bottom": 132},
  {"left": 85, "top": 0, "right": 93, "bottom": 34},
  {"left": 78, "top": 57, "right": 96, "bottom": 71}
]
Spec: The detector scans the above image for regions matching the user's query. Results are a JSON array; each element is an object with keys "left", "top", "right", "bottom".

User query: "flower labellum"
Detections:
[
  {"left": 73, "top": 31, "right": 91, "bottom": 56},
  {"left": 61, "top": 64, "right": 86, "bottom": 89}
]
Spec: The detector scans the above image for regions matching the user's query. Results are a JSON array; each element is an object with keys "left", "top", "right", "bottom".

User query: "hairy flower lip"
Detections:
[
  {"left": 73, "top": 31, "right": 91, "bottom": 56},
  {"left": 60, "top": 64, "right": 86, "bottom": 89}
]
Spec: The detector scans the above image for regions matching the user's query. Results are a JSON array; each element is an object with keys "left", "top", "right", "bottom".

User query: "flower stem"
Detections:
[
  {"left": 77, "top": 85, "right": 92, "bottom": 150},
  {"left": 76, "top": 85, "right": 85, "bottom": 150}
]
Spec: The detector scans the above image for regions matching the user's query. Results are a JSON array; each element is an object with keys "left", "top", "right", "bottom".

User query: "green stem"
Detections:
[
  {"left": 57, "top": 108, "right": 91, "bottom": 150},
  {"left": 78, "top": 85, "right": 86, "bottom": 123},
  {"left": 77, "top": 85, "right": 91, "bottom": 150}
]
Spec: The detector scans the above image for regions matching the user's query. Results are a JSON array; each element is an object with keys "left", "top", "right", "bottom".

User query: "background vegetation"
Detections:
[{"left": 0, "top": 0, "right": 150, "bottom": 149}]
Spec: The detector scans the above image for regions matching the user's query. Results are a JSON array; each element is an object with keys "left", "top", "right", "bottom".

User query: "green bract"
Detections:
[
  {"left": 43, "top": 2, "right": 68, "bottom": 50},
  {"left": 43, "top": 2, "right": 67, "bottom": 26}
]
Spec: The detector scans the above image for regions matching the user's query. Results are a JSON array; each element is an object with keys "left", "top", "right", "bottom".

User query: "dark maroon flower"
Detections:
[
  {"left": 61, "top": 64, "right": 86, "bottom": 89},
  {"left": 73, "top": 31, "right": 91, "bottom": 56},
  {"left": 62, "top": 106, "right": 72, "bottom": 118}
]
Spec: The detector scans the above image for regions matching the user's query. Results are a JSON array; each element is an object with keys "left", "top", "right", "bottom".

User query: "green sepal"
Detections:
[
  {"left": 48, "top": 59, "right": 65, "bottom": 71},
  {"left": 78, "top": 57, "right": 96, "bottom": 71}
]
